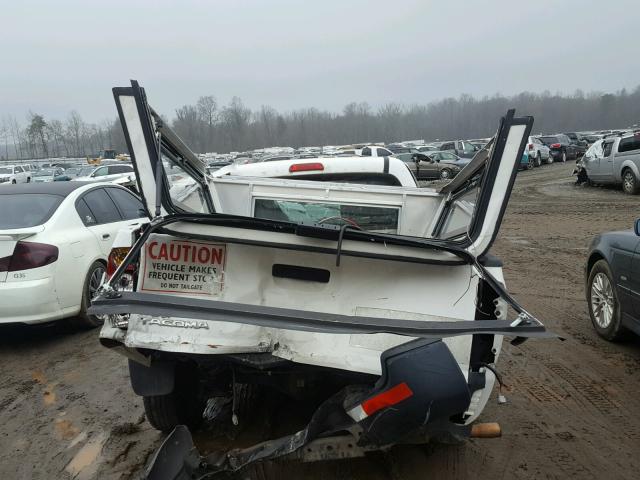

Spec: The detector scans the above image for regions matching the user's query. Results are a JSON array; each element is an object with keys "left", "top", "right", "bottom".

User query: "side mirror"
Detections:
[{"left": 635, "top": 218, "right": 640, "bottom": 236}]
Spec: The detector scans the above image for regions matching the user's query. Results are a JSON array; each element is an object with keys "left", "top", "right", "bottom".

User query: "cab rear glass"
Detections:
[{"left": 0, "top": 194, "right": 63, "bottom": 229}]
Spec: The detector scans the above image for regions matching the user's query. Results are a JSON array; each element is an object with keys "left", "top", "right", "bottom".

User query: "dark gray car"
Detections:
[
  {"left": 396, "top": 152, "right": 462, "bottom": 180},
  {"left": 585, "top": 219, "right": 640, "bottom": 340}
]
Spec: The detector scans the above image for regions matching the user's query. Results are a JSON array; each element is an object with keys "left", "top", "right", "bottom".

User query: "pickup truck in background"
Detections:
[{"left": 578, "top": 132, "right": 640, "bottom": 194}]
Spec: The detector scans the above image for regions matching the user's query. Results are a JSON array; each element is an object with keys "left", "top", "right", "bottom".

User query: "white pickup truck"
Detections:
[{"left": 92, "top": 81, "right": 553, "bottom": 479}]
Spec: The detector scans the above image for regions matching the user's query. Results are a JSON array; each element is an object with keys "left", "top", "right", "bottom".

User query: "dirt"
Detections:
[{"left": 0, "top": 161, "right": 639, "bottom": 479}]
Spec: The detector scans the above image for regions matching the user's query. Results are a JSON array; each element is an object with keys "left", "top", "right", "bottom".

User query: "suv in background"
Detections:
[
  {"left": 72, "top": 164, "right": 135, "bottom": 184},
  {"left": 358, "top": 145, "right": 395, "bottom": 157},
  {"left": 537, "top": 134, "right": 578, "bottom": 163},
  {"left": 0, "top": 164, "right": 31, "bottom": 184},
  {"left": 527, "top": 136, "right": 551, "bottom": 166},
  {"left": 437, "top": 140, "right": 479, "bottom": 158},
  {"left": 564, "top": 132, "right": 588, "bottom": 158}
]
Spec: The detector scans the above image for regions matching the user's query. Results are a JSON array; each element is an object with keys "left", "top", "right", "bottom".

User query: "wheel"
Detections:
[
  {"left": 11, "top": 179, "right": 16, "bottom": 184},
  {"left": 143, "top": 364, "right": 206, "bottom": 433},
  {"left": 561, "top": 150, "right": 567, "bottom": 163},
  {"left": 546, "top": 154, "right": 554, "bottom": 165},
  {"left": 587, "top": 260, "right": 629, "bottom": 341},
  {"left": 526, "top": 156, "right": 534, "bottom": 170},
  {"left": 535, "top": 152, "right": 542, "bottom": 167},
  {"left": 622, "top": 169, "right": 639, "bottom": 195},
  {"left": 26, "top": 177, "right": 31, "bottom": 183},
  {"left": 69, "top": 261, "right": 107, "bottom": 328},
  {"left": 440, "top": 168, "right": 452, "bottom": 180}
]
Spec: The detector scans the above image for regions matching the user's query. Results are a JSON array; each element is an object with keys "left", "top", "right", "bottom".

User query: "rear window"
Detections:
[
  {"left": 618, "top": 135, "right": 640, "bottom": 153},
  {"left": 254, "top": 199, "right": 400, "bottom": 233},
  {"left": 539, "top": 136, "right": 558, "bottom": 144},
  {"left": 0, "top": 194, "right": 63, "bottom": 229}
]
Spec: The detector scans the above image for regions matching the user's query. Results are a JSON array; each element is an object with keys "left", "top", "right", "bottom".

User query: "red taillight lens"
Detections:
[
  {"left": 551, "top": 143, "right": 561, "bottom": 148},
  {"left": 1, "top": 241, "right": 58, "bottom": 272},
  {"left": 361, "top": 382, "right": 414, "bottom": 416},
  {"left": 528, "top": 143, "right": 533, "bottom": 150},
  {"left": 289, "top": 162, "right": 324, "bottom": 173},
  {"left": 107, "top": 247, "right": 133, "bottom": 278}
]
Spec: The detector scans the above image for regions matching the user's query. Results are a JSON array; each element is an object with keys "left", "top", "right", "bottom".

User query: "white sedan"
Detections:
[{"left": 0, "top": 182, "right": 148, "bottom": 327}]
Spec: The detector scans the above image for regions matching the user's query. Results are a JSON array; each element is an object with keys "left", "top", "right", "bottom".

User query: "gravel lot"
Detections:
[{"left": 1, "top": 161, "right": 638, "bottom": 479}]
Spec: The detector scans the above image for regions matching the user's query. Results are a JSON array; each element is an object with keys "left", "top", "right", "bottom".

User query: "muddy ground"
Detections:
[{"left": 1, "top": 161, "right": 639, "bottom": 479}]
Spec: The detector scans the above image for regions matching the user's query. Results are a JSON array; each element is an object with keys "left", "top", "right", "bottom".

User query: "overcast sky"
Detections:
[{"left": 2, "top": 0, "right": 638, "bottom": 123}]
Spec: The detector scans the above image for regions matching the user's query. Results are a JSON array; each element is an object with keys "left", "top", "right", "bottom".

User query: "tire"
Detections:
[
  {"left": 68, "top": 261, "right": 107, "bottom": 329},
  {"left": 143, "top": 365, "right": 205, "bottom": 433},
  {"left": 621, "top": 169, "right": 639, "bottom": 195},
  {"left": 535, "top": 152, "right": 542, "bottom": 167},
  {"left": 546, "top": 154, "right": 554, "bottom": 165},
  {"left": 11, "top": 179, "right": 16, "bottom": 184},
  {"left": 26, "top": 177, "right": 31, "bottom": 183},
  {"left": 561, "top": 150, "right": 567, "bottom": 163},
  {"left": 587, "top": 260, "right": 629, "bottom": 341},
  {"left": 526, "top": 156, "right": 534, "bottom": 170},
  {"left": 440, "top": 168, "right": 452, "bottom": 180}
]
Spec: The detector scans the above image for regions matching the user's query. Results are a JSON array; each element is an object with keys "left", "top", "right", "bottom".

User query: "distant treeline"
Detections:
[{"left": 2, "top": 86, "right": 639, "bottom": 160}]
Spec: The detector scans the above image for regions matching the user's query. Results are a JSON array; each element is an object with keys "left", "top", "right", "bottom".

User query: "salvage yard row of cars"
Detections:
[{"left": 0, "top": 82, "right": 639, "bottom": 479}]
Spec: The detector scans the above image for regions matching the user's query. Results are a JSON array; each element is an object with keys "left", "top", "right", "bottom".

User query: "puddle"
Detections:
[{"left": 65, "top": 431, "right": 107, "bottom": 480}]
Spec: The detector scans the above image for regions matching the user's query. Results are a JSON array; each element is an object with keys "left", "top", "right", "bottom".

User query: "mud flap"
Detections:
[{"left": 144, "top": 339, "right": 471, "bottom": 479}]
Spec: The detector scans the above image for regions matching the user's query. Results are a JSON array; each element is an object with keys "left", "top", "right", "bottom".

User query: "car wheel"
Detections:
[
  {"left": 440, "top": 168, "right": 452, "bottom": 180},
  {"left": 11, "top": 179, "right": 16, "bottom": 184},
  {"left": 546, "top": 154, "right": 554, "bottom": 165},
  {"left": 535, "top": 152, "right": 542, "bottom": 167},
  {"left": 561, "top": 151, "right": 567, "bottom": 163},
  {"left": 622, "top": 169, "right": 639, "bottom": 195},
  {"left": 26, "top": 177, "right": 31, "bottom": 183},
  {"left": 587, "top": 260, "right": 629, "bottom": 341},
  {"left": 527, "top": 157, "right": 534, "bottom": 170},
  {"left": 143, "top": 364, "right": 206, "bottom": 433},
  {"left": 69, "top": 261, "right": 107, "bottom": 329}
]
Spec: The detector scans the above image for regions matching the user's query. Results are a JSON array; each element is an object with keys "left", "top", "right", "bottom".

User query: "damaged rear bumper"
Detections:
[{"left": 144, "top": 339, "right": 473, "bottom": 480}]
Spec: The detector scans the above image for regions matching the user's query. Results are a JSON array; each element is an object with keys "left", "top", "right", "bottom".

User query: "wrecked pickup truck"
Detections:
[{"left": 91, "top": 81, "right": 554, "bottom": 479}]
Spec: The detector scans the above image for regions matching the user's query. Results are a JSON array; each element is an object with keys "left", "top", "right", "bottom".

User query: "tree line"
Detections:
[{"left": 2, "top": 86, "right": 639, "bottom": 160}]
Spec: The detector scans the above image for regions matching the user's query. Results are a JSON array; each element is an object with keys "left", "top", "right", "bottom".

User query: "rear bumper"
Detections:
[
  {"left": 0, "top": 277, "right": 65, "bottom": 324},
  {"left": 144, "top": 339, "right": 474, "bottom": 479}
]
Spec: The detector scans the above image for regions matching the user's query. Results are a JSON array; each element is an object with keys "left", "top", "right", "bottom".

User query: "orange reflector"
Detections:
[
  {"left": 361, "top": 382, "right": 413, "bottom": 416},
  {"left": 289, "top": 162, "right": 324, "bottom": 173}
]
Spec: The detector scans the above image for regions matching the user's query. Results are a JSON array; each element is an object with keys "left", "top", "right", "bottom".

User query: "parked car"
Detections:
[
  {"left": 585, "top": 219, "right": 640, "bottom": 340},
  {"left": 519, "top": 150, "right": 533, "bottom": 170},
  {"left": 564, "top": 132, "right": 588, "bottom": 158},
  {"left": 53, "top": 166, "right": 87, "bottom": 181},
  {"left": 536, "top": 134, "right": 578, "bottom": 163},
  {"left": 415, "top": 145, "right": 440, "bottom": 153},
  {"left": 527, "top": 136, "right": 551, "bottom": 166},
  {"left": 578, "top": 132, "right": 640, "bottom": 194},
  {"left": 92, "top": 82, "right": 552, "bottom": 476},
  {"left": 436, "top": 140, "right": 480, "bottom": 158},
  {"left": 32, "top": 167, "right": 65, "bottom": 182},
  {"left": 357, "top": 145, "right": 395, "bottom": 157},
  {"left": 397, "top": 151, "right": 462, "bottom": 180},
  {"left": 0, "top": 164, "right": 31, "bottom": 184},
  {"left": 72, "top": 164, "right": 136, "bottom": 185},
  {"left": 0, "top": 182, "right": 148, "bottom": 326}
]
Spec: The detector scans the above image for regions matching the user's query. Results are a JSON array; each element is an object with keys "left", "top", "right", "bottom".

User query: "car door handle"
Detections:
[{"left": 102, "top": 233, "right": 111, "bottom": 239}]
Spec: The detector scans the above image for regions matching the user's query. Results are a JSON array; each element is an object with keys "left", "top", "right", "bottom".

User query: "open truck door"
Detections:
[{"left": 94, "top": 81, "right": 555, "bottom": 479}]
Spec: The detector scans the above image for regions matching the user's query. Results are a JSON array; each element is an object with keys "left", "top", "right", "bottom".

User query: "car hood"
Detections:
[{"left": 0, "top": 174, "right": 11, "bottom": 179}]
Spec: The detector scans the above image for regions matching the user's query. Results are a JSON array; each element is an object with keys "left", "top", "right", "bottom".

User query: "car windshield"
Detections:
[
  {"left": 78, "top": 167, "right": 96, "bottom": 176},
  {"left": 0, "top": 167, "right": 12, "bottom": 174},
  {"left": 0, "top": 194, "right": 64, "bottom": 228}
]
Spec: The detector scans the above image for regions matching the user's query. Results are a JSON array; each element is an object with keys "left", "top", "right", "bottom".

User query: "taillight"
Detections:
[
  {"left": 0, "top": 241, "right": 58, "bottom": 272},
  {"left": 289, "top": 162, "right": 324, "bottom": 173},
  {"left": 551, "top": 143, "right": 561, "bottom": 148},
  {"left": 528, "top": 143, "right": 533, "bottom": 150},
  {"left": 346, "top": 382, "right": 414, "bottom": 421},
  {"left": 107, "top": 247, "right": 133, "bottom": 278}
]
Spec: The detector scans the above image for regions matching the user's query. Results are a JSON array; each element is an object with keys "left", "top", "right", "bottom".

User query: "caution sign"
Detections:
[{"left": 140, "top": 235, "right": 226, "bottom": 296}]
